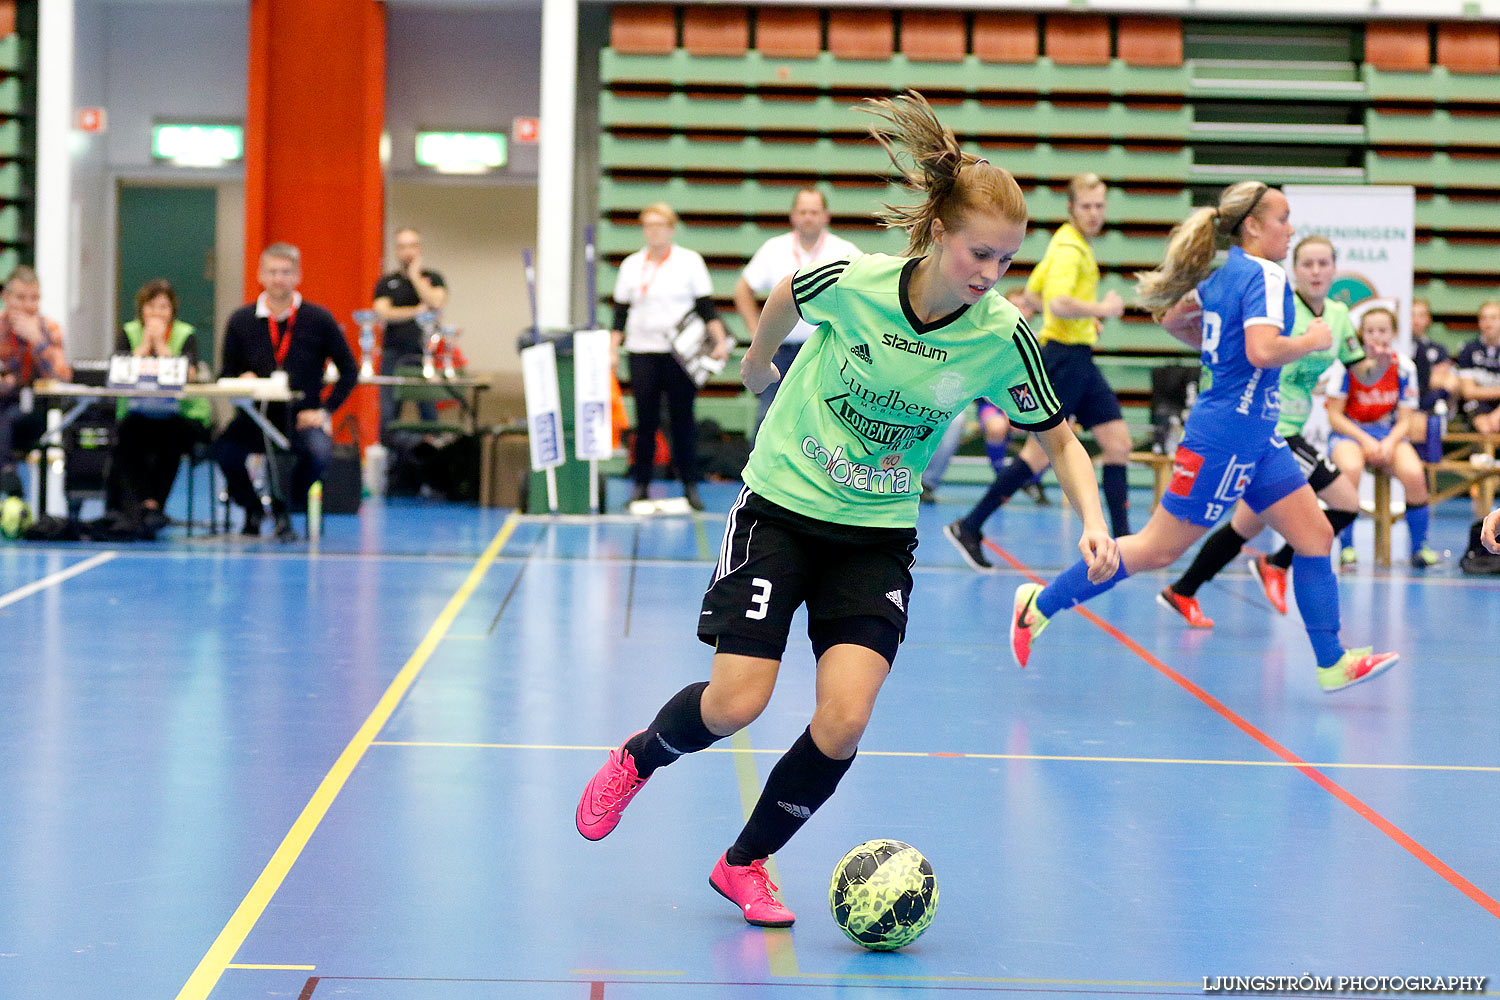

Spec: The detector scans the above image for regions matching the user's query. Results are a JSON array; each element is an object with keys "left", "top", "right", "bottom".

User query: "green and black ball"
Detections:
[{"left": 828, "top": 839, "right": 938, "bottom": 951}]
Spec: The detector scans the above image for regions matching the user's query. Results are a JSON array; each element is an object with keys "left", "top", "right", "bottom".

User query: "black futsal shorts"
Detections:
[{"left": 698, "top": 487, "right": 918, "bottom": 664}]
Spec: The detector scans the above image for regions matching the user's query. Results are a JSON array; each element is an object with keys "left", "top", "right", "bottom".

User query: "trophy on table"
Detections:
[
  {"left": 352, "top": 309, "right": 378, "bottom": 379},
  {"left": 416, "top": 309, "right": 440, "bottom": 379},
  {"left": 440, "top": 324, "right": 460, "bottom": 379}
]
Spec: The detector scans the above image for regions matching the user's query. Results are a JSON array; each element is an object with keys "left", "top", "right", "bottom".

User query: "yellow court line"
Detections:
[
  {"left": 367, "top": 741, "right": 1500, "bottom": 774},
  {"left": 692, "top": 511, "right": 712, "bottom": 561},
  {"left": 173, "top": 514, "right": 520, "bottom": 1000},
  {"left": 225, "top": 964, "right": 316, "bottom": 971}
]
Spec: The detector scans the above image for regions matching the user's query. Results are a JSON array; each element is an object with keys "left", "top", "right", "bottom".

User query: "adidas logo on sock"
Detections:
[
  {"left": 885, "top": 590, "right": 904, "bottom": 611},
  {"left": 777, "top": 800, "right": 812, "bottom": 820}
]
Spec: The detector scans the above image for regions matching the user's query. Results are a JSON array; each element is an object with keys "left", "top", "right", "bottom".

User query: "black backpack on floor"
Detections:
[{"left": 1460, "top": 518, "right": 1500, "bottom": 575}]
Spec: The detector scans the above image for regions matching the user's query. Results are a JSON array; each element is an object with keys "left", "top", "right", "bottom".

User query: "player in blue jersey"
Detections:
[{"left": 1008, "top": 181, "right": 1399, "bottom": 693}]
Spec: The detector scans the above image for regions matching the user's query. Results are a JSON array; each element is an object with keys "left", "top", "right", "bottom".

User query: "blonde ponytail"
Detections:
[
  {"left": 1135, "top": 181, "right": 1271, "bottom": 315},
  {"left": 857, "top": 90, "right": 1026, "bottom": 256}
]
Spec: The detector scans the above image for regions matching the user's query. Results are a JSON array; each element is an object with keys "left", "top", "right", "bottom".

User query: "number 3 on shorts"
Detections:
[{"left": 746, "top": 577, "right": 772, "bottom": 620}]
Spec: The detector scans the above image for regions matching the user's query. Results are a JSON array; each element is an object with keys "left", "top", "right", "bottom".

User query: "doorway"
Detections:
[{"left": 116, "top": 183, "right": 218, "bottom": 365}]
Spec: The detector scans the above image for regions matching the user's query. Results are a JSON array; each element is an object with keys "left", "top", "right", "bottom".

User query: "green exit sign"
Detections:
[
  {"left": 152, "top": 123, "right": 243, "bottom": 167},
  {"left": 415, "top": 131, "right": 507, "bottom": 174}
]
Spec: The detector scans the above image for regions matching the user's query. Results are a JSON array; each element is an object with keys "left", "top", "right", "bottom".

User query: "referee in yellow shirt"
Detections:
[{"left": 945, "top": 173, "right": 1132, "bottom": 571}]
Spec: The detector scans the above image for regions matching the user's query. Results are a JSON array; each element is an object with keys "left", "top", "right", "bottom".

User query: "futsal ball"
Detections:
[
  {"left": 0, "top": 495, "right": 32, "bottom": 540},
  {"left": 828, "top": 839, "right": 938, "bottom": 951}
]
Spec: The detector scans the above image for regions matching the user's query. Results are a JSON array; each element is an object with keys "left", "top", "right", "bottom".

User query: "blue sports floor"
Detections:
[{"left": 2, "top": 479, "right": 1498, "bottom": 1000}]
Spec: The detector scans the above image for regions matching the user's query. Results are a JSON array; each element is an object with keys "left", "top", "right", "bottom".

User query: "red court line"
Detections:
[
  {"left": 987, "top": 539, "right": 1500, "bottom": 922},
  {"left": 591, "top": 981, "right": 606, "bottom": 1000}
]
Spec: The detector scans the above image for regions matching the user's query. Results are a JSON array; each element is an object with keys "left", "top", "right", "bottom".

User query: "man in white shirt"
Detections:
[{"left": 733, "top": 188, "right": 860, "bottom": 438}]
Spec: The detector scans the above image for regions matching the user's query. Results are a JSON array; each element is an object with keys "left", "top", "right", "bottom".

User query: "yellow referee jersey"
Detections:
[{"left": 1025, "top": 221, "right": 1101, "bottom": 346}]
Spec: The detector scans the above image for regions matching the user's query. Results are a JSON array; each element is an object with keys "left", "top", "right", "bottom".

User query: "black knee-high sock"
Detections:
[
  {"left": 960, "top": 458, "right": 1035, "bottom": 535},
  {"left": 1101, "top": 464, "right": 1130, "bottom": 537},
  {"left": 726, "top": 727, "right": 854, "bottom": 865},
  {"left": 1268, "top": 508, "right": 1357, "bottom": 570},
  {"left": 623, "top": 681, "right": 722, "bottom": 778},
  {"left": 1171, "top": 522, "right": 1249, "bottom": 597}
]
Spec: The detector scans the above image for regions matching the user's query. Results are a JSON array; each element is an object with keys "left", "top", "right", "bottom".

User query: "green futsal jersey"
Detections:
[
  {"left": 741, "top": 253, "right": 1064, "bottom": 528},
  {"left": 1274, "top": 294, "right": 1364, "bottom": 438}
]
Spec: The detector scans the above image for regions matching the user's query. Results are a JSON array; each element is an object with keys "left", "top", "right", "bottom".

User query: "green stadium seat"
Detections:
[
  {"left": 1363, "top": 64, "right": 1500, "bottom": 103},
  {"left": 1416, "top": 193, "right": 1500, "bottom": 232},
  {"left": 1367, "top": 106, "right": 1500, "bottom": 147},
  {"left": 1367, "top": 149, "right": 1500, "bottom": 190}
]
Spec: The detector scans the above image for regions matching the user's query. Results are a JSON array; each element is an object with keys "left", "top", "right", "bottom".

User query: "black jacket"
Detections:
[{"left": 219, "top": 301, "right": 359, "bottom": 418}]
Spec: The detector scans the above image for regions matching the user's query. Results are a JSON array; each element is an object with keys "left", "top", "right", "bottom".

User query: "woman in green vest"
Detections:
[{"left": 109, "top": 279, "right": 211, "bottom": 524}]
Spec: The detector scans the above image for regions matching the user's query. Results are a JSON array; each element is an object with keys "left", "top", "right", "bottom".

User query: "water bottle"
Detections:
[
  {"left": 1424, "top": 412, "right": 1442, "bottom": 463},
  {"left": 307, "top": 481, "right": 323, "bottom": 544},
  {"left": 363, "top": 442, "right": 388, "bottom": 497}
]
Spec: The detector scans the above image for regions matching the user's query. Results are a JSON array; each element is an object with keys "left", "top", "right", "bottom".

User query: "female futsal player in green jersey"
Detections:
[{"left": 576, "top": 91, "right": 1119, "bottom": 926}]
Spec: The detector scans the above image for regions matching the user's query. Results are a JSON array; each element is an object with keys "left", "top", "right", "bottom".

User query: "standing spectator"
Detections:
[
  {"left": 733, "top": 188, "right": 860, "bottom": 439},
  {"left": 0, "top": 266, "right": 70, "bottom": 498},
  {"left": 1457, "top": 300, "right": 1500, "bottom": 435},
  {"left": 211, "top": 243, "right": 359, "bottom": 540},
  {"left": 611, "top": 202, "right": 732, "bottom": 510},
  {"left": 108, "top": 279, "right": 211, "bottom": 526},
  {"left": 374, "top": 226, "right": 448, "bottom": 431}
]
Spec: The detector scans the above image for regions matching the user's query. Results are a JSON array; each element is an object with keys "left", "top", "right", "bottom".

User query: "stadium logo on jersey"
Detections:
[
  {"left": 1168, "top": 446, "right": 1204, "bottom": 497},
  {"left": 1008, "top": 383, "right": 1039, "bottom": 413},
  {"left": 800, "top": 435, "right": 913, "bottom": 495},
  {"left": 881, "top": 331, "right": 948, "bottom": 364},
  {"left": 825, "top": 395, "right": 934, "bottom": 454},
  {"left": 932, "top": 371, "right": 966, "bottom": 409},
  {"left": 850, "top": 343, "right": 872, "bottom": 364}
]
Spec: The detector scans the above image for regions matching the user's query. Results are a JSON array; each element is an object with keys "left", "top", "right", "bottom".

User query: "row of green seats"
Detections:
[
  {"left": 1416, "top": 194, "right": 1500, "bottom": 233},
  {"left": 600, "top": 178, "right": 1192, "bottom": 225},
  {"left": 1366, "top": 107, "right": 1500, "bottom": 148},
  {"left": 0, "top": 204, "right": 21, "bottom": 243},
  {"left": 603, "top": 51, "right": 1194, "bottom": 99},
  {"left": 1366, "top": 150, "right": 1500, "bottom": 191},
  {"left": 0, "top": 76, "right": 21, "bottom": 115},
  {"left": 602, "top": 91, "right": 1194, "bottom": 141},
  {"left": 0, "top": 35, "right": 26, "bottom": 74},
  {"left": 596, "top": 219, "right": 1170, "bottom": 269},
  {"left": 601, "top": 134, "right": 1194, "bottom": 182},
  {"left": 1362, "top": 65, "right": 1500, "bottom": 105},
  {"left": 0, "top": 161, "right": 22, "bottom": 200},
  {"left": 0, "top": 119, "right": 22, "bottom": 159},
  {"left": 1415, "top": 278, "right": 1500, "bottom": 319}
]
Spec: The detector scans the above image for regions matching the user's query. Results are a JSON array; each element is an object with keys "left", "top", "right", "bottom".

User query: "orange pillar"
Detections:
[{"left": 244, "top": 0, "right": 384, "bottom": 448}]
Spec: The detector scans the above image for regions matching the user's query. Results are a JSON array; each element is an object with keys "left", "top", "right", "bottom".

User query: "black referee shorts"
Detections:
[
  {"left": 1042, "top": 341, "right": 1124, "bottom": 430},
  {"left": 1283, "top": 433, "right": 1342, "bottom": 493},
  {"left": 698, "top": 487, "right": 918, "bottom": 665}
]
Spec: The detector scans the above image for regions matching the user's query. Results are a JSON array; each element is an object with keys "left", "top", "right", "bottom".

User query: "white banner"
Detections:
[
  {"left": 1283, "top": 185, "right": 1416, "bottom": 512},
  {"left": 520, "top": 340, "right": 565, "bottom": 471},
  {"left": 1282, "top": 185, "right": 1416, "bottom": 356},
  {"left": 572, "top": 329, "right": 614, "bottom": 461}
]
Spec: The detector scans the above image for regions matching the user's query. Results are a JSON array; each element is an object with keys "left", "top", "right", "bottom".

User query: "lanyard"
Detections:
[
  {"left": 792, "top": 232, "right": 826, "bottom": 270},
  {"left": 638, "top": 248, "right": 671, "bottom": 301},
  {"left": 269, "top": 306, "right": 298, "bottom": 367}
]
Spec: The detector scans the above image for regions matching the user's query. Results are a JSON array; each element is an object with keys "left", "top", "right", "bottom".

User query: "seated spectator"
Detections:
[
  {"left": 1325, "top": 306, "right": 1439, "bottom": 569},
  {"left": 107, "top": 279, "right": 211, "bottom": 527},
  {"left": 0, "top": 266, "right": 70, "bottom": 497},
  {"left": 210, "top": 243, "right": 358, "bottom": 540},
  {"left": 1456, "top": 300, "right": 1500, "bottom": 436},
  {"left": 1409, "top": 297, "right": 1460, "bottom": 456}
]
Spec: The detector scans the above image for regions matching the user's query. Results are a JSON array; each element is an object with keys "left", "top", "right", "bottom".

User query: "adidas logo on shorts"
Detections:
[
  {"left": 850, "top": 343, "right": 871, "bottom": 364},
  {"left": 885, "top": 590, "right": 904, "bottom": 611}
]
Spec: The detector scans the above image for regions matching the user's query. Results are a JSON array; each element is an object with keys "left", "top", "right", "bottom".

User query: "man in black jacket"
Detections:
[{"left": 211, "top": 242, "right": 359, "bottom": 540}]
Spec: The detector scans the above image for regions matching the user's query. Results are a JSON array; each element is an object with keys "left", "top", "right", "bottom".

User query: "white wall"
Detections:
[{"left": 386, "top": 182, "right": 538, "bottom": 377}]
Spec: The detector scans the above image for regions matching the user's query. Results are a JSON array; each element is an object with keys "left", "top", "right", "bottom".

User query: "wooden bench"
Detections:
[
  {"left": 1368, "top": 432, "right": 1499, "bottom": 567},
  {"left": 1128, "top": 450, "right": 1175, "bottom": 509}
]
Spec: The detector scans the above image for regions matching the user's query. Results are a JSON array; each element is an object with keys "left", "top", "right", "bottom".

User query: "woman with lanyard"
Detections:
[
  {"left": 611, "top": 202, "right": 732, "bottom": 511},
  {"left": 576, "top": 92, "right": 1117, "bottom": 926},
  {"left": 1157, "top": 234, "right": 1368, "bottom": 626},
  {"left": 1009, "top": 182, "right": 1399, "bottom": 693}
]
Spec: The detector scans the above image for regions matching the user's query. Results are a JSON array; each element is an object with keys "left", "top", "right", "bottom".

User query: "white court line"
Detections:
[{"left": 0, "top": 551, "right": 118, "bottom": 611}]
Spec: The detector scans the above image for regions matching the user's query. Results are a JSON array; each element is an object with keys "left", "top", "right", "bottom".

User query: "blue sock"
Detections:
[
  {"left": 1037, "top": 559, "right": 1130, "bottom": 618},
  {"left": 1101, "top": 464, "right": 1130, "bottom": 537},
  {"left": 1291, "top": 554, "right": 1343, "bottom": 667},
  {"left": 1338, "top": 522, "right": 1355, "bottom": 550},
  {"left": 985, "top": 438, "right": 1008, "bottom": 473},
  {"left": 1404, "top": 502, "right": 1429, "bottom": 549}
]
